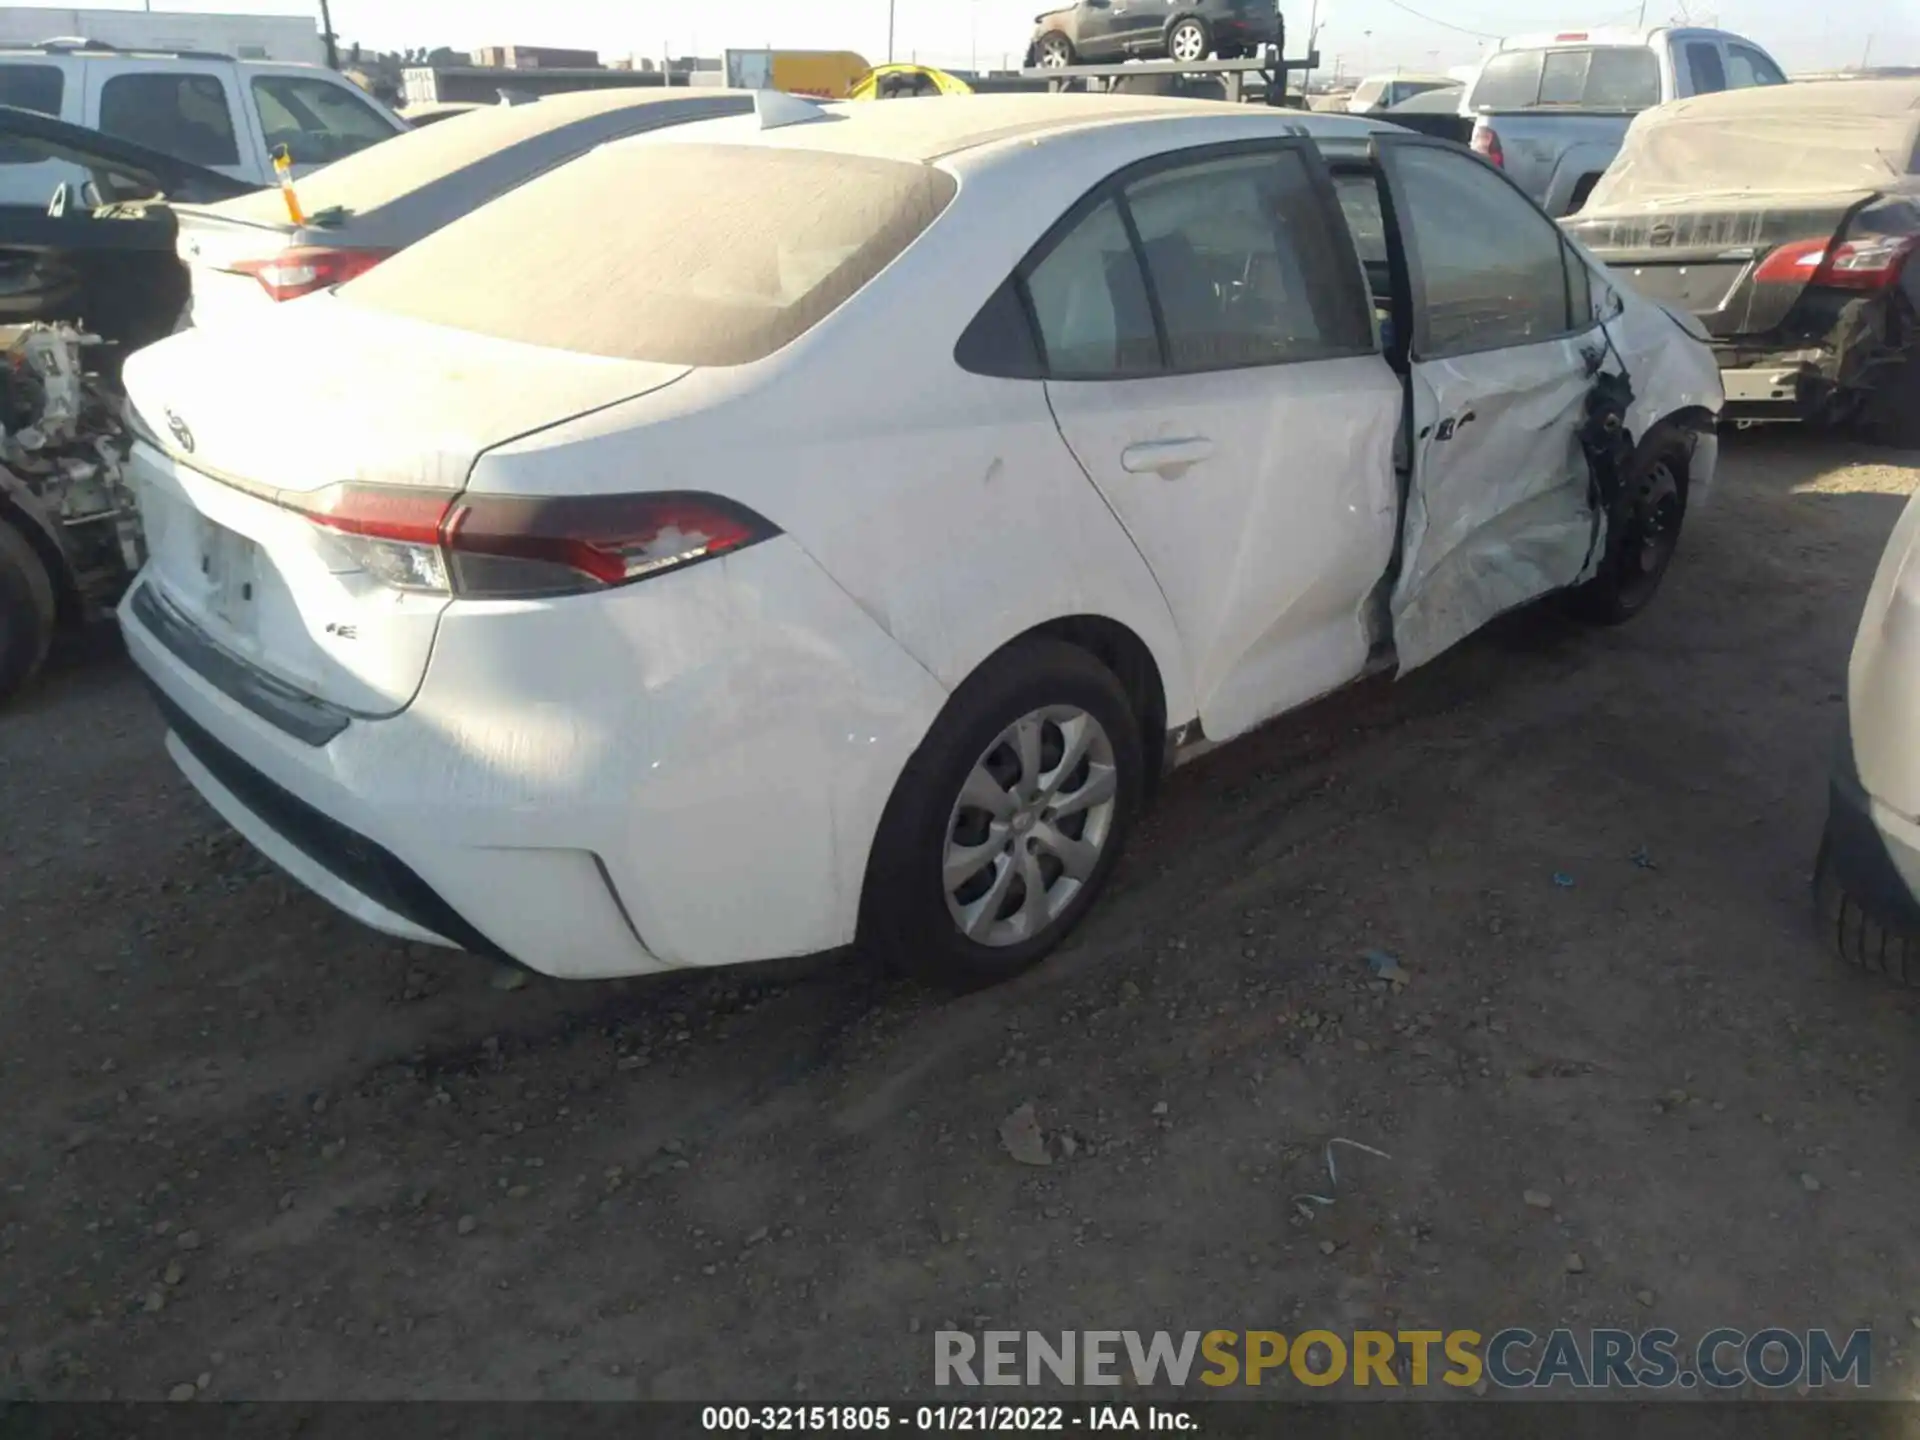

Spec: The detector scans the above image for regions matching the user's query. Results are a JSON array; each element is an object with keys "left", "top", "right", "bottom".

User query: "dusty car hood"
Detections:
[{"left": 0, "top": 104, "right": 258, "bottom": 205}]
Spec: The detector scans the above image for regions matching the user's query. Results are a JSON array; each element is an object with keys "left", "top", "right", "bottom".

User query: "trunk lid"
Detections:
[
  {"left": 173, "top": 203, "right": 299, "bottom": 328},
  {"left": 123, "top": 298, "right": 690, "bottom": 717},
  {"left": 1564, "top": 194, "right": 1871, "bottom": 337}
]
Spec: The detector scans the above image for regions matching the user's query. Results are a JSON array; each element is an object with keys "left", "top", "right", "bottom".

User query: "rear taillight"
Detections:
[
  {"left": 230, "top": 245, "right": 393, "bottom": 302},
  {"left": 288, "top": 485, "right": 781, "bottom": 599},
  {"left": 1753, "top": 234, "right": 1917, "bottom": 291},
  {"left": 1471, "top": 121, "right": 1504, "bottom": 168}
]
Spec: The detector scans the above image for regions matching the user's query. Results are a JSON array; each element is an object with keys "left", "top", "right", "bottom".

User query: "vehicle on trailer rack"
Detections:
[
  {"left": 117, "top": 93, "right": 1720, "bottom": 987},
  {"left": 1027, "top": 1, "right": 1282, "bottom": 68},
  {"left": 0, "top": 103, "right": 256, "bottom": 704},
  {"left": 1562, "top": 78, "right": 1919, "bottom": 435}
]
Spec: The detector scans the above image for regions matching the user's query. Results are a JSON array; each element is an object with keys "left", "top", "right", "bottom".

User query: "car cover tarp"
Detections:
[{"left": 1584, "top": 77, "right": 1920, "bottom": 214}]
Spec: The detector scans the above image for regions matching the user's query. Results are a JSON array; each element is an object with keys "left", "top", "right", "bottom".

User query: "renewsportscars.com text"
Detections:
[{"left": 935, "top": 1328, "right": 1873, "bottom": 1391}]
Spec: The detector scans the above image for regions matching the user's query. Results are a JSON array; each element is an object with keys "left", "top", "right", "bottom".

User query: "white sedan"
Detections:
[{"left": 117, "top": 93, "right": 1723, "bottom": 987}]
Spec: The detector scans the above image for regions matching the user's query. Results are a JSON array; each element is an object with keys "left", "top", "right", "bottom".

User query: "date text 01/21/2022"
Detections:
[{"left": 700, "top": 1406, "right": 1195, "bottom": 1431}]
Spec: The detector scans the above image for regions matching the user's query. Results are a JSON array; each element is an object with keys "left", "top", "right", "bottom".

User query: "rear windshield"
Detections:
[
  {"left": 1471, "top": 46, "right": 1660, "bottom": 110},
  {"left": 341, "top": 142, "right": 958, "bottom": 367}
]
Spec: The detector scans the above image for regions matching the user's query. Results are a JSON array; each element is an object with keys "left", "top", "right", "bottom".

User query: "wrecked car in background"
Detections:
[
  {"left": 0, "top": 103, "right": 255, "bottom": 702},
  {"left": 1563, "top": 79, "right": 1920, "bottom": 435}
]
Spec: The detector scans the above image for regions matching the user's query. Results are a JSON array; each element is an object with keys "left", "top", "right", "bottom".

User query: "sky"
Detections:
[{"left": 10, "top": 0, "right": 1910, "bottom": 77}]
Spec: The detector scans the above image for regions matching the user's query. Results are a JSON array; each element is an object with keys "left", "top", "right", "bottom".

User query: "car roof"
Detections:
[
  {"left": 641, "top": 93, "right": 1388, "bottom": 164},
  {"left": 1495, "top": 26, "right": 1739, "bottom": 50}
]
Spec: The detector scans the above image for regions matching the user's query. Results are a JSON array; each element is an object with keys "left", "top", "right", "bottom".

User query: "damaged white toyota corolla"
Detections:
[{"left": 116, "top": 94, "right": 1722, "bottom": 987}]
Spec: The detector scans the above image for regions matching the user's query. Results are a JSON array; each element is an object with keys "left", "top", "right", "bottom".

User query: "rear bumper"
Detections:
[
  {"left": 119, "top": 535, "right": 950, "bottom": 979},
  {"left": 1821, "top": 768, "right": 1920, "bottom": 939}
]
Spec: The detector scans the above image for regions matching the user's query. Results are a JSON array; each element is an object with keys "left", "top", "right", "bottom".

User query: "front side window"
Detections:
[
  {"left": 1390, "top": 145, "right": 1575, "bottom": 355},
  {"left": 1686, "top": 42, "right": 1728, "bottom": 94},
  {"left": 252, "top": 76, "right": 395, "bottom": 166},
  {"left": 1120, "top": 149, "right": 1370, "bottom": 371},
  {"left": 1725, "top": 44, "right": 1787, "bottom": 88},
  {"left": 1026, "top": 197, "right": 1160, "bottom": 379},
  {"left": 98, "top": 73, "right": 239, "bottom": 167}
]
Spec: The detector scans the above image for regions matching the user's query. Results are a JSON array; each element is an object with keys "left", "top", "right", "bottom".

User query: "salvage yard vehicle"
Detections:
[
  {"left": 1461, "top": 26, "right": 1788, "bottom": 217},
  {"left": 0, "top": 39, "right": 405, "bottom": 208},
  {"left": 1818, "top": 480, "right": 1920, "bottom": 985},
  {"left": 0, "top": 104, "right": 256, "bottom": 702},
  {"left": 1347, "top": 73, "right": 1457, "bottom": 114},
  {"left": 1563, "top": 79, "right": 1919, "bottom": 433},
  {"left": 1027, "top": 0, "right": 1282, "bottom": 67},
  {"left": 115, "top": 94, "right": 1721, "bottom": 987},
  {"left": 173, "top": 87, "right": 755, "bottom": 327}
]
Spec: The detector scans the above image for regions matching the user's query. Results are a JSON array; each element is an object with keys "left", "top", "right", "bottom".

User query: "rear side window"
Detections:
[
  {"left": 342, "top": 143, "right": 957, "bottom": 367},
  {"left": 1686, "top": 43, "right": 1728, "bottom": 94},
  {"left": 1725, "top": 45, "right": 1786, "bottom": 88},
  {"left": 1121, "top": 150, "right": 1371, "bottom": 371},
  {"left": 99, "top": 73, "right": 238, "bottom": 167},
  {"left": 0, "top": 64, "right": 63, "bottom": 117},
  {"left": 252, "top": 76, "right": 395, "bottom": 166},
  {"left": 1026, "top": 197, "right": 1160, "bottom": 378},
  {"left": 1583, "top": 49, "right": 1661, "bottom": 107},
  {"left": 0, "top": 64, "right": 64, "bottom": 167}
]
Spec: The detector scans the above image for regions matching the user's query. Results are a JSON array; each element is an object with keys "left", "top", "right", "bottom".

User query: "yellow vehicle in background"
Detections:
[
  {"left": 724, "top": 49, "right": 872, "bottom": 99},
  {"left": 848, "top": 64, "right": 975, "bottom": 99}
]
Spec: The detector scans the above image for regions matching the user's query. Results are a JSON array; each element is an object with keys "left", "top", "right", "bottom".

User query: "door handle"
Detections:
[{"left": 1120, "top": 437, "right": 1214, "bottom": 477}]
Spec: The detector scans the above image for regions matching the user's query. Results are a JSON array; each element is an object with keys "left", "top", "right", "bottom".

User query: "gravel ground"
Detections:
[{"left": 3, "top": 430, "right": 1918, "bottom": 1403}]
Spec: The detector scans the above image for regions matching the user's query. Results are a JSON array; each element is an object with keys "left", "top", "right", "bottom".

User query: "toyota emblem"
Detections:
[{"left": 165, "top": 409, "right": 195, "bottom": 452}]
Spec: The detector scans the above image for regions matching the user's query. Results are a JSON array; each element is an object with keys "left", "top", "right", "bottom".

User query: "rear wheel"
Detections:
[
  {"left": 1167, "top": 16, "right": 1212, "bottom": 63},
  {"left": 0, "top": 516, "right": 56, "bottom": 704},
  {"left": 1566, "top": 428, "right": 1689, "bottom": 625},
  {"left": 1035, "top": 31, "right": 1076, "bottom": 67},
  {"left": 861, "top": 638, "right": 1143, "bottom": 989}
]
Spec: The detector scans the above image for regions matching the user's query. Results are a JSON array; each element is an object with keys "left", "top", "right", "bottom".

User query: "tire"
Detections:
[
  {"left": 1035, "top": 31, "right": 1076, "bottom": 68},
  {"left": 0, "top": 516, "right": 56, "bottom": 704},
  {"left": 1566, "top": 426, "right": 1690, "bottom": 626},
  {"left": 1814, "top": 838, "right": 1920, "bottom": 986},
  {"left": 860, "top": 637, "right": 1144, "bottom": 989},
  {"left": 1166, "top": 16, "right": 1212, "bottom": 63},
  {"left": 1855, "top": 349, "right": 1920, "bottom": 449}
]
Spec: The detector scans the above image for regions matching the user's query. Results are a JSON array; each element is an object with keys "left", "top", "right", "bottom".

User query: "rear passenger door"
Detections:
[
  {"left": 1371, "top": 135, "right": 1606, "bottom": 671},
  {"left": 82, "top": 60, "right": 255, "bottom": 186},
  {"left": 1030, "top": 140, "right": 1405, "bottom": 742}
]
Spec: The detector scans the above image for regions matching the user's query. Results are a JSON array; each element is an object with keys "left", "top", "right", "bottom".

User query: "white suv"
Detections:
[{"left": 0, "top": 41, "right": 404, "bottom": 206}]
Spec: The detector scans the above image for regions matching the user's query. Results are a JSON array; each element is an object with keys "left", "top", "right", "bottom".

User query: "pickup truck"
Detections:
[
  {"left": 0, "top": 40, "right": 406, "bottom": 208},
  {"left": 1459, "top": 27, "right": 1789, "bottom": 217}
]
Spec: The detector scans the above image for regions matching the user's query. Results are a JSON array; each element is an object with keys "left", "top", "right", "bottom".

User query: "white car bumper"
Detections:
[{"left": 120, "top": 536, "right": 950, "bottom": 979}]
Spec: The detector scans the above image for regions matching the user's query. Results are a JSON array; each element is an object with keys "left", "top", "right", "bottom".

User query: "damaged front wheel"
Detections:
[
  {"left": 1566, "top": 428, "right": 1690, "bottom": 626},
  {"left": 0, "top": 516, "right": 56, "bottom": 703}
]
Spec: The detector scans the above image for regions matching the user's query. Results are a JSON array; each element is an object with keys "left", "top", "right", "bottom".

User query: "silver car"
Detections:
[{"left": 171, "top": 87, "right": 752, "bottom": 328}]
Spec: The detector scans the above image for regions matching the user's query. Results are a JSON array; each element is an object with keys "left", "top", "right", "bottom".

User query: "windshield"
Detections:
[{"left": 341, "top": 142, "right": 958, "bottom": 367}]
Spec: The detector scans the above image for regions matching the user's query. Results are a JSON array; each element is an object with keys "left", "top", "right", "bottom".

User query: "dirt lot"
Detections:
[{"left": 4, "top": 430, "right": 1919, "bottom": 1403}]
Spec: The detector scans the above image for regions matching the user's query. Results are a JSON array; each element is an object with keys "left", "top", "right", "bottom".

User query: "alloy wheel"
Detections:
[
  {"left": 943, "top": 706, "right": 1119, "bottom": 948},
  {"left": 1038, "top": 35, "right": 1072, "bottom": 67},
  {"left": 1169, "top": 22, "right": 1207, "bottom": 62}
]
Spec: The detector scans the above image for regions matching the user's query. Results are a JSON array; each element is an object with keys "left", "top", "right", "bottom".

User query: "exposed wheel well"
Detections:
[
  {"left": 1022, "top": 615, "right": 1170, "bottom": 794},
  {"left": 0, "top": 497, "right": 79, "bottom": 625},
  {"left": 1645, "top": 406, "right": 1715, "bottom": 489},
  {"left": 1566, "top": 173, "right": 1602, "bottom": 214}
]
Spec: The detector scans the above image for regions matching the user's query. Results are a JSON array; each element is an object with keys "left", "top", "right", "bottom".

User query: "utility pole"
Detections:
[
  {"left": 1861, "top": 34, "right": 1875, "bottom": 69},
  {"left": 317, "top": 0, "right": 338, "bottom": 69},
  {"left": 1637, "top": 0, "right": 1648, "bottom": 25},
  {"left": 888, "top": 0, "right": 896, "bottom": 63}
]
